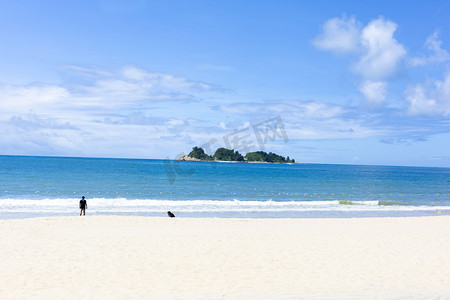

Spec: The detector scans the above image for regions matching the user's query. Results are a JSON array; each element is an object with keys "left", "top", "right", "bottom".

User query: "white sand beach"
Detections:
[{"left": 1, "top": 216, "right": 449, "bottom": 299}]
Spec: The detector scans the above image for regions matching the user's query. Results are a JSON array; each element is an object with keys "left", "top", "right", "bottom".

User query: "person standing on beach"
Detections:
[{"left": 79, "top": 196, "right": 87, "bottom": 216}]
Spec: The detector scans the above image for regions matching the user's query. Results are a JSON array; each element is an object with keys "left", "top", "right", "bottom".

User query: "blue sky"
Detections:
[{"left": 0, "top": 0, "right": 449, "bottom": 167}]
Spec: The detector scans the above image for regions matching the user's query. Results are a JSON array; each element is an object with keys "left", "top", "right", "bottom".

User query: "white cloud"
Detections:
[
  {"left": 122, "top": 66, "right": 149, "bottom": 81},
  {"left": 353, "top": 17, "right": 406, "bottom": 80},
  {"left": 214, "top": 100, "right": 387, "bottom": 140},
  {"left": 1, "top": 62, "right": 448, "bottom": 160},
  {"left": 314, "top": 16, "right": 406, "bottom": 104},
  {"left": 409, "top": 31, "right": 450, "bottom": 66},
  {"left": 215, "top": 100, "right": 345, "bottom": 121},
  {"left": 425, "top": 31, "right": 450, "bottom": 62},
  {"left": 358, "top": 80, "right": 388, "bottom": 105},
  {"left": 406, "top": 73, "right": 450, "bottom": 116},
  {"left": 121, "top": 66, "right": 212, "bottom": 90},
  {"left": 0, "top": 65, "right": 215, "bottom": 118},
  {"left": 312, "top": 15, "right": 361, "bottom": 53},
  {"left": 7, "top": 114, "right": 78, "bottom": 130},
  {"left": 0, "top": 65, "right": 223, "bottom": 157},
  {"left": 405, "top": 85, "right": 438, "bottom": 116},
  {"left": 62, "top": 65, "right": 113, "bottom": 78},
  {"left": 68, "top": 65, "right": 213, "bottom": 108},
  {"left": 0, "top": 83, "right": 69, "bottom": 115}
]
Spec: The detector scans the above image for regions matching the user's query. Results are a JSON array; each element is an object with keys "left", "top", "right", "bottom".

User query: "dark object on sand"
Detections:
[{"left": 167, "top": 211, "right": 175, "bottom": 218}]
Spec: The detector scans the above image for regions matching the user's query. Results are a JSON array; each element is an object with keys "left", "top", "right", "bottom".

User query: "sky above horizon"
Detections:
[{"left": 1, "top": 0, "right": 450, "bottom": 167}]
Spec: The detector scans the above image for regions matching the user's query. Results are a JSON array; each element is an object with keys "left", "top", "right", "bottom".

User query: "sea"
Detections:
[{"left": 1, "top": 155, "right": 449, "bottom": 220}]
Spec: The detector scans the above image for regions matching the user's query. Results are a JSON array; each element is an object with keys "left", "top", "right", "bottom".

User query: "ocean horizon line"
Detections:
[{"left": 1, "top": 154, "right": 449, "bottom": 169}]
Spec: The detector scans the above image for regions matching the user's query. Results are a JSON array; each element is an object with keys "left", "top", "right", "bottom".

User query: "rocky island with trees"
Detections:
[{"left": 178, "top": 146, "right": 298, "bottom": 164}]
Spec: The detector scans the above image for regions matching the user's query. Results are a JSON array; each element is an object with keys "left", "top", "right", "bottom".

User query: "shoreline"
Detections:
[
  {"left": 1, "top": 210, "right": 449, "bottom": 221},
  {"left": 1, "top": 215, "right": 449, "bottom": 299},
  {"left": 1, "top": 213, "right": 448, "bottom": 221}
]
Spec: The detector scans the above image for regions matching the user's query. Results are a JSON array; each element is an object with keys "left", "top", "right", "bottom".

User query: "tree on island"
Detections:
[
  {"left": 188, "top": 146, "right": 213, "bottom": 161},
  {"left": 213, "top": 147, "right": 244, "bottom": 161},
  {"left": 244, "top": 151, "right": 295, "bottom": 163}
]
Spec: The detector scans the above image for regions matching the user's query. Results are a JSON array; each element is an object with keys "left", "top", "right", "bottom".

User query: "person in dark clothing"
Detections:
[{"left": 79, "top": 196, "right": 87, "bottom": 216}]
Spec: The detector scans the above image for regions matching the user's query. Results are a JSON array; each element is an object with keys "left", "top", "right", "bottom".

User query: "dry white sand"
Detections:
[{"left": 0, "top": 216, "right": 449, "bottom": 299}]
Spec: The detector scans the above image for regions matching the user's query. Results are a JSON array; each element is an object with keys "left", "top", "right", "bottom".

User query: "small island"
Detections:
[{"left": 178, "top": 146, "right": 299, "bottom": 164}]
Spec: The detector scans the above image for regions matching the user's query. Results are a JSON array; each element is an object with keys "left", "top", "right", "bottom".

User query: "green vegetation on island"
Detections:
[
  {"left": 213, "top": 147, "right": 244, "bottom": 162},
  {"left": 244, "top": 151, "right": 295, "bottom": 163},
  {"left": 188, "top": 147, "right": 214, "bottom": 161},
  {"left": 184, "top": 146, "right": 296, "bottom": 164}
]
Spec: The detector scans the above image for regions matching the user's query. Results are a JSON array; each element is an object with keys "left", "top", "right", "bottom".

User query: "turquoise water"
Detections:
[{"left": 1, "top": 155, "right": 449, "bottom": 219}]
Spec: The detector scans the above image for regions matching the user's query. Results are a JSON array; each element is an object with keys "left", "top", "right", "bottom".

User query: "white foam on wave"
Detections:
[{"left": 1, "top": 197, "right": 449, "bottom": 215}]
